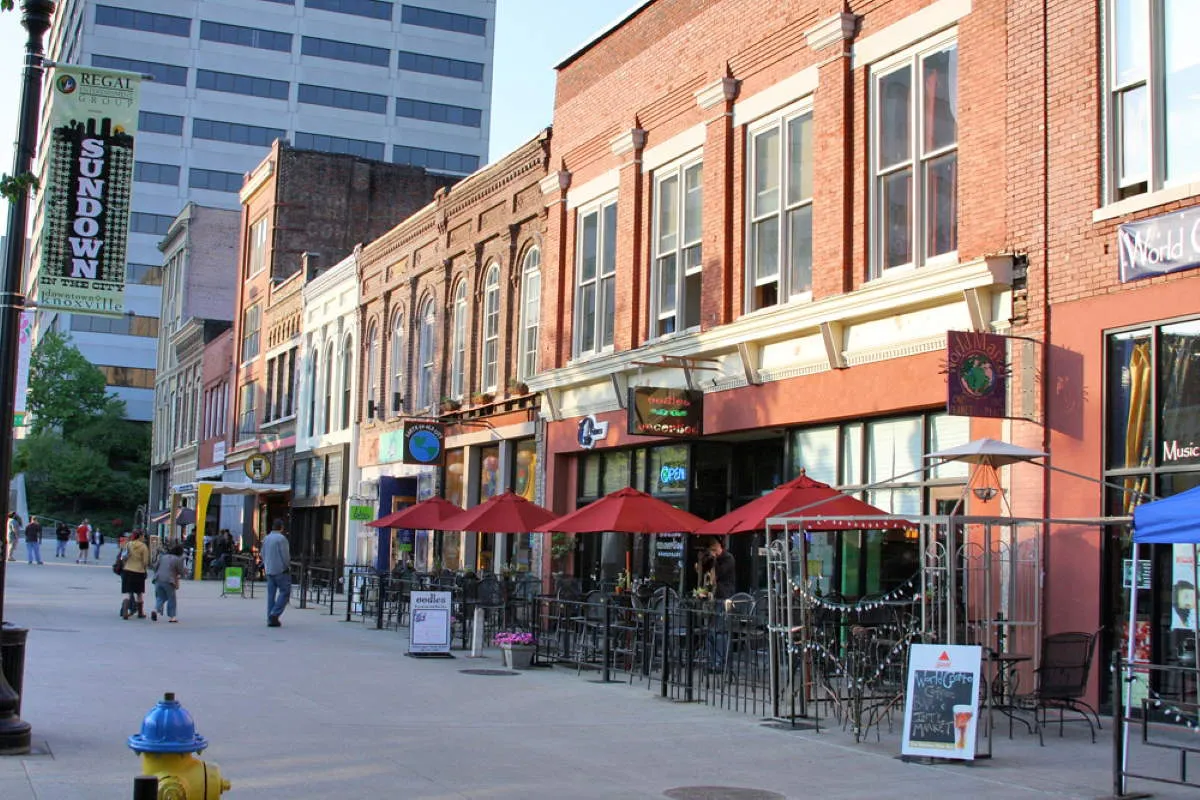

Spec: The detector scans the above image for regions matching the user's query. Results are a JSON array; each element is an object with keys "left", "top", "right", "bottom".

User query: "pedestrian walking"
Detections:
[
  {"left": 120, "top": 531, "right": 150, "bottom": 619},
  {"left": 150, "top": 544, "right": 186, "bottom": 623},
  {"left": 54, "top": 521, "right": 70, "bottom": 558},
  {"left": 91, "top": 526, "right": 103, "bottom": 561},
  {"left": 5, "top": 512, "right": 20, "bottom": 562},
  {"left": 261, "top": 519, "right": 291, "bottom": 628},
  {"left": 75, "top": 519, "right": 91, "bottom": 563},
  {"left": 24, "top": 516, "right": 44, "bottom": 565}
]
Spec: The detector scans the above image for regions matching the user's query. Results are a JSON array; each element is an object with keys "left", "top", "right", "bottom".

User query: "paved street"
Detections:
[{"left": 0, "top": 560, "right": 1192, "bottom": 799}]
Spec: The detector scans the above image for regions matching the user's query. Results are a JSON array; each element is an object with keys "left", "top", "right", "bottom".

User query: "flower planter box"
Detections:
[{"left": 500, "top": 643, "right": 534, "bottom": 670}]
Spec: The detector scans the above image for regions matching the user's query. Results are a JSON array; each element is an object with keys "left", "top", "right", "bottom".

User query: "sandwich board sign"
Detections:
[
  {"left": 222, "top": 566, "right": 243, "bottom": 596},
  {"left": 901, "top": 644, "right": 983, "bottom": 760},
  {"left": 409, "top": 591, "right": 452, "bottom": 656}
]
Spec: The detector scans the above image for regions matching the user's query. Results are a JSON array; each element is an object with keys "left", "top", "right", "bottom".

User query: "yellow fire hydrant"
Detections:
[{"left": 128, "top": 692, "right": 231, "bottom": 799}]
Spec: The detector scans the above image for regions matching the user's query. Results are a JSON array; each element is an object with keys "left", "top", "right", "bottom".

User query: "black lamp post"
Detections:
[{"left": 0, "top": 0, "right": 56, "bottom": 755}]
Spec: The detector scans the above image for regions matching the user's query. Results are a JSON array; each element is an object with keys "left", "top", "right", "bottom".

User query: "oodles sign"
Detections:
[
  {"left": 38, "top": 65, "right": 141, "bottom": 314},
  {"left": 1118, "top": 206, "right": 1200, "bottom": 283},
  {"left": 628, "top": 387, "right": 703, "bottom": 437}
]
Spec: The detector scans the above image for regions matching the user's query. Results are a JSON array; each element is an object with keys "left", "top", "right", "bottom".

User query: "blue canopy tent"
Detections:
[{"left": 1122, "top": 485, "right": 1200, "bottom": 791}]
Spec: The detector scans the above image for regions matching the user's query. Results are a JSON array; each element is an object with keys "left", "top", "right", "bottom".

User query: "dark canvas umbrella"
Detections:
[
  {"left": 175, "top": 507, "right": 196, "bottom": 526},
  {"left": 438, "top": 490, "right": 559, "bottom": 533},
  {"left": 366, "top": 497, "right": 464, "bottom": 529},
  {"left": 534, "top": 487, "right": 708, "bottom": 534},
  {"left": 695, "top": 472, "right": 908, "bottom": 534}
]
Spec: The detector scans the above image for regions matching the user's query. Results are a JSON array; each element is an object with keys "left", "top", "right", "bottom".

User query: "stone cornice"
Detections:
[
  {"left": 695, "top": 76, "right": 740, "bottom": 110},
  {"left": 609, "top": 128, "right": 647, "bottom": 157},
  {"left": 540, "top": 170, "right": 571, "bottom": 195}
]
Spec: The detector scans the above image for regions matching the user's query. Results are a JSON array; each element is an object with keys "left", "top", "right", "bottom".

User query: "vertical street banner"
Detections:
[
  {"left": 37, "top": 65, "right": 141, "bottom": 314},
  {"left": 13, "top": 310, "right": 33, "bottom": 428}
]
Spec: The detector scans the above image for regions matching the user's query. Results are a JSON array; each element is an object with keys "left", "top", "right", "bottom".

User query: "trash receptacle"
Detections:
[{"left": 0, "top": 623, "right": 28, "bottom": 716}]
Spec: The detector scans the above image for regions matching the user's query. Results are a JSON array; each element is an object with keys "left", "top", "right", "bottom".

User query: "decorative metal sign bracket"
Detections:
[{"left": 628, "top": 355, "right": 720, "bottom": 391}]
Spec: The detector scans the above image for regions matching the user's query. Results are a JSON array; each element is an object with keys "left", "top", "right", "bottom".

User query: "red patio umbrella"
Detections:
[
  {"left": 438, "top": 490, "right": 559, "bottom": 533},
  {"left": 534, "top": 487, "right": 708, "bottom": 534},
  {"left": 695, "top": 471, "right": 909, "bottom": 534},
  {"left": 366, "top": 497, "right": 463, "bottom": 529}
]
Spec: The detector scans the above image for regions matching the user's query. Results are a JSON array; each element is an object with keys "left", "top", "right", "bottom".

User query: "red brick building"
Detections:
[
  {"left": 356, "top": 131, "right": 550, "bottom": 572},
  {"left": 527, "top": 0, "right": 1200, "bottom": 705}
]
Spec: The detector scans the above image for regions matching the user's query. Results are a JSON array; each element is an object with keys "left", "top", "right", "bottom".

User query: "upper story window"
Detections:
[
  {"left": 95, "top": 5, "right": 190, "bottom": 37},
  {"left": 341, "top": 334, "right": 353, "bottom": 430},
  {"left": 322, "top": 341, "right": 335, "bottom": 434},
  {"left": 388, "top": 310, "right": 405, "bottom": 416},
  {"left": 301, "top": 36, "right": 389, "bottom": 68},
  {"left": 1108, "top": 0, "right": 1200, "bottom": 200},
  {"left": 450, "top": 280, "right": 467, "bottom": 399},
  {"left": 517, "top": 247, "right": 540, "bottom": 380},
  {"left": 94, "top": 55, "right": 186, "bottom": 86},
  {"left": 298, "top": 84, "right": 387, "bottom": 115},
  {"left": 247, "top": 216, "right": 269, "bottom": 278},
  {"left": 197, "top": 69, "right": 290, "bottom": 101},
  {"left": 480, "top": 263, "right": 500, "bottom": 392},
  {"left": 134, "top": 161, "right": 179, "bottom": 186},
  {"left": 396, "top": 51, "right": 484, "bottom": 82},
  {"left": 139, "top": 111, "right": 184, "bottom": 136},
  {"left": 129, "top": 212, "right": 174, "bottom": 236},
  {"left": 295, "top": 131, "right": 385, "bottom": 160},
  {"left": 401, "top": 5, "right": 486, "bottom": 36},
  {"left": 193, "top": 119, "right": 285, "bottom": 147},
  {"left": 189, "top": 168, "right": 243, "bottom": 193},
  {"left": 574, "top": 198, "right": 617, "bottom": 358},
  {"left": 395, "top": 98, "right": 483, "bottom": 128},
  {"left": 392, "top": 145, "right": 479, "bottom": 174},
  {"left": 306, "top": 347, "right": 319, "bottom": 437},
  {"left": 241, "top": 305, "right": 261, "bottom": 362},
  {"left": 872, "top": 34, "right": 958, "bottom": 277},
  {"left": 199, "top": 20, "right": 293, "bottom": 52},
  {"left": 417, "top": 297, "right": 436, "bottom": 410},
  {"left": 654, "top": 158, "right": 703, "bottom": 333},
  {"left": 748, "top": 106, "right": 812, "bottom": 310},
  {"left": 237, "top": 382, "right": 256, "bottom": 438},
  {"left": 365, "top": 322, "right": 378, "bottom": 419},
  {"left": 305, "top": 0, "right": 392, "bottom": 21}
]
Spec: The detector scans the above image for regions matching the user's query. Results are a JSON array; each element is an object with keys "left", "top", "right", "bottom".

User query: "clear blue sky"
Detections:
[{"left": 0, "top": 0, "right": 636, "bottom": 238}]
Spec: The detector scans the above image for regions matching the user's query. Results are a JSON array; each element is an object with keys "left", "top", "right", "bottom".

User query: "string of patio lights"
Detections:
[{"left": 788, "top": 573, "right": 922, "bottom": 613}]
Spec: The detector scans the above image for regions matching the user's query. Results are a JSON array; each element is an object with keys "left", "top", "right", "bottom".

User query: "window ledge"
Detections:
[{"left": 1093, "top": 182, "right": 1200, "bottom": 223}]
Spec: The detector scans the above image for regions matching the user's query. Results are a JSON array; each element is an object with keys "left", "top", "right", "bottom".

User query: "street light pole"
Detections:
[{"left": 0, "top": 0, "right": 56, "bottom": 755}]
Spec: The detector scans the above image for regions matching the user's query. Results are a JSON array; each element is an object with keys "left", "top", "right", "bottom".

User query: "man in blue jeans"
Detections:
[{"left": 261, "top": 519, "right": 291, "bottom": 627}]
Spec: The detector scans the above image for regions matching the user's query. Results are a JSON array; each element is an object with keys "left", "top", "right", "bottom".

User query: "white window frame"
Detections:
[
  {"left": 480, "top": 263, "right": 500, "bottom": 392},
  {"left": 246, "top": 215, "right": 268, "bottom": 278},
  {"left": 417, "top": 297, "right": 436, "bottom": 410},
  {"left": 652, "top": 155, "right": 704, "bottom": 336},
  {"left": 341, "top": 333, "right": 354, "bottom": 430},
  {"left": 869, "top": 30, "right": 959, "bottom": 279},
  {"left": 364, "top": 322, "right": 378, "bottom": 420},
  {"left": 388, "top": 310, "right": 405, "bottom": 417},
  {"left": 240, "top": 304, "right": 260, "bottom": 363},
  {"left": 517, "top": 247, "right": 540, "bottom": 380},
  {"left": 449, "top": 280, "right": 467, "bottom": 399},
  {"left": 306, "top": 346, "right": 319, "bottom": 438},
  {"left": 573, "top": 195, "right": 618, "bottom": 358},
  {"left": 322, "top": 341, "right": 335, "bottom": 435},
  {"left": 1105, "top": 0, "right": 1200, "bottom": 202},
  {"left": 745, "top": 99, "right": 814, "bottom": 311}
]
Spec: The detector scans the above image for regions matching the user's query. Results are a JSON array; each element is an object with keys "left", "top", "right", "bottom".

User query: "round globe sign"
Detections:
[{"left": 408, "top": 429, "right": 442, "bottom": 464}]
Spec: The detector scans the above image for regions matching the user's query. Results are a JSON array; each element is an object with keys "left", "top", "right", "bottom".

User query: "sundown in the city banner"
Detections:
[{"left": 37, "top": 65, "right": 140, "bottom": 314}]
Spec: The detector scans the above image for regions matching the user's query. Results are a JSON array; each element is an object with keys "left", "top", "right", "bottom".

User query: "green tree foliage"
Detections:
[{"left": 15, "top": 331, "right": 149, "bottom": 517}]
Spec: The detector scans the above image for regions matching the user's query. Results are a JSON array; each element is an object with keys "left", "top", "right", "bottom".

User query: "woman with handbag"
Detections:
[
  {"left": 120, "top": 531, "right": 150, "bottom": 619},
  {"left": 150, "top": 544, "right": 186, "bottom": 623}
]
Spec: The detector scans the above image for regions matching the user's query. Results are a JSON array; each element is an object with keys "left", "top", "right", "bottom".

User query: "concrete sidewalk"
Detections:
[{"left": 0, "top": 560, "right": 1191, "bottom": 799}]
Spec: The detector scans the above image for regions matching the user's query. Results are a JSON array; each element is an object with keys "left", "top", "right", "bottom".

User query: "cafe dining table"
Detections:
[{"left": 985, "top": 651, "right": 1034, "bottom": 745}]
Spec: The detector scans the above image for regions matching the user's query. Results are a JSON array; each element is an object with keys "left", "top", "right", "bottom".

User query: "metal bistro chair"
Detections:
[{"left": 1033, "top": 630, "right": 1101, "bottom": 745}]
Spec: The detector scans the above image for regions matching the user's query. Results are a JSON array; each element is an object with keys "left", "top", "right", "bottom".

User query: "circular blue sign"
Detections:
[{"left": 408, "top": 429, "right": 442, "bottom": 463}]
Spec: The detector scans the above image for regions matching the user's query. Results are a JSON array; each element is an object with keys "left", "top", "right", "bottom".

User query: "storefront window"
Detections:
[
  {"left": 866, "top": 416, "right": 923, "bottom": 514},
  {"left": 649, "top": 445, "right": 688, "bottom": 495},
  {"left": 310, "top": 456, "right": 325, "bottom": 498},
  {"left": 512, "top": 439, "right": 537, "bottom": 501},
  {"left": 1159, "top": 320, "right": 1200, "bottom": 467},
  {"left": 444, "top": 449, "right": 465, "bottom": 507},
  {"left": 580, "top": 453, "right": 601, "bottom": 499},
  {"left": 293, "top": 459, "right": 309, "bottom": 498},
  {"left": 1107, "top": 328, "right": 1153, "bottom": 471},
  {"left": 478, "top": 445, "right": 500, "bottom": 500},
  {"left": 791, "top": 425, "right": 838, "bottom": 485},
  {"left": 841, "top": 423, "right": 863, "bottom": 489},
  {"left": 326, "top": 452, "right": 343, "bottom": 497},
  {"left": 929, "top": 414, "right": 970, "bottom": 479},
  {"left": 601, "top": 450, "right": 632, "bottom": 495}
]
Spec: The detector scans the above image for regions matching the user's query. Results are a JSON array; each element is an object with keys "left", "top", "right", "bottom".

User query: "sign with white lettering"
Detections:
[
  {"left": 409, "top": 591, "right": 452, "bottom": 654},
  {"left": 1118, "top": 206, "right": 1200, "bottom": 283},
  {"left": 901, "top": 644, "right": 982, "bottom": 760},
  {"left": 628, "top": 387, "right": 704, "bottom": 437},
  {"left": 37, "top": 65, "right": 141, "bottom": 314}
]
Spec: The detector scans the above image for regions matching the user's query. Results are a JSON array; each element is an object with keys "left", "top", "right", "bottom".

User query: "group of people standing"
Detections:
[
  {"left": 5, "top": 513, "right": 103, "bottom": 565},
  {"left": 116, "top": 531, "right": 186, "bottom": 624}
]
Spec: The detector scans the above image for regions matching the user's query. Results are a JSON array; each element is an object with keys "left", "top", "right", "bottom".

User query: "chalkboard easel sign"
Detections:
[{"left": 901, "top": 644, "right": 983, "bottom": 760}]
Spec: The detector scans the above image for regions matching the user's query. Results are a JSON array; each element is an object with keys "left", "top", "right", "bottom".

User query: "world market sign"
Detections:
[{"left": 1118, "top": 205, "right": 1200, "bottom": 282}]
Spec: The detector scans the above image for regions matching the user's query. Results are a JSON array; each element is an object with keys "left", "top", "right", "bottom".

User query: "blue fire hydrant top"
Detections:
[{"left": 128, "top": 692, "right": 209, "bottom": 754}]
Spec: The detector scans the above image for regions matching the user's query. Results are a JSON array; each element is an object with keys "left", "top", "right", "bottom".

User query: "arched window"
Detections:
[
  {"left": 322, "top": 341, "right": 334, "bottom": 435},
  {"left": 388, "top": 311, "right": 404, "bottom": 417},
  {"left": 417, "top": 297, "right": 436, "bottom": 409},
  {"left": 341, "top": 334, "right": 353, "bottom": 430},
  {"left": 480, "top": 263, "right": 500, "bottom": 392},
  {"left": 307, "top": 347, "right": 318, "bottom": 438},
  {"left": 365, "top": 322, "right": 378, "bottom": 419},
  {"left": 517, "top": 247, "right": 541, "bottom": 380},
  {"left": 450, "top": 280, "right": 467, "bottom": 399}
]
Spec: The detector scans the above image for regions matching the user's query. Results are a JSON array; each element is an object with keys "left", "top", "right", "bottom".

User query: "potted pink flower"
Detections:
[{"left": 494, "top": 631, "right": 535, "bottom": 669}]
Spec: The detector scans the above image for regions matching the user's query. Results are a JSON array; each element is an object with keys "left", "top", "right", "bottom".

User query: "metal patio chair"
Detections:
[{"left": 1033, "top": 630, "right": 1101, "bottom": 744}]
